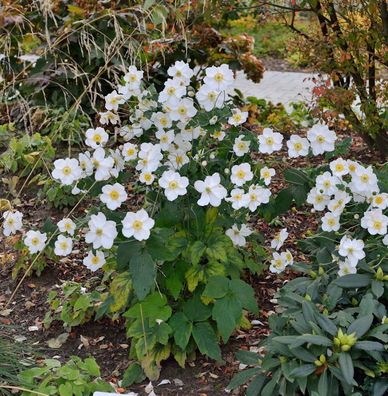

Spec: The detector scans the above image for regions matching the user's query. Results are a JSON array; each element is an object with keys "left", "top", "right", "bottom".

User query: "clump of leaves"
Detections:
[{"left": 18, "top": 356, "right": 113, "bottom": 396}]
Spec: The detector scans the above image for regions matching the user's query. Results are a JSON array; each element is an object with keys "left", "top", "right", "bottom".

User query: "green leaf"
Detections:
[
  {"left": 146, "top": 228, "right": 176, "bottom": 261},
  {"left": 347, "top": 315, "right": 373, "bottom": 338},
  {"left": 192, "top": 322, "right": 222, "bottom": 361},
  {"left": 122, "top": 363, "right": 145, "bottom": 386},
  {"left": 335, "top": 274, "right": 371, "bottom": 288},
  {"left": 229, "top": 279, "right": 258, "bottom": 314},
  {"left": 226, "top": 368, "right": 258, "bottom": 390},
  {"left": 188, "top": 240, "right": 206, "bottom": 265},
  {"left": 183, "top": 293, "right": 212, "bottom": 322},
  {"left": 293, "top": 334, "right": 332, "bottom": 347},
  {"left": 354, "top": 341, "right": 384, "bottom": 351},
  {"left": 116, "top": 241, "right": 142, "bottom": 271},
  {"left": 124, "top": 293, "right": 172, "bottom": 321},
  {"left": 290, "top": 364, "right": 316, "bottom": 378},
  {"left": 212, "top": 293, "right": 242, "bottom": 342},
  {"left": 318, "top": 369, "right": 328, "bottom": 396},
  {"left": 129, "top": 251, "right": 156, "bottom": 300},
  {"left": 371, "top": 280, "right": 384, "bottom": 298},
  {"left": 109, "top": 271, "right": 132, "bottom": 312},
  {"left": 246, "top": 375, "right": 267, "bottom": 396},
  {"left": 82, "top": 357, "right": 100, "bottom": 376},
  {"left": 235, "top": 350, "right": 260, "bottom": 365},
  {"left": 338, "top": 352, "right": 354, "bottom": 385},
  {"left": 169, "top": 312, "right": 193, "bottom": 350},
  {"left": 202, "top": 275, "right": 229, "bottom": 299},
  {"left": 58, "top": 382, "right": 72, "bottom": 396},
  {"left": 316, "top": 314, "right": 337, "bottom": 336}
]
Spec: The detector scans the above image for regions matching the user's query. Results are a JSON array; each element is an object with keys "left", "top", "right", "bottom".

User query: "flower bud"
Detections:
[
  {"left": 354, "top": 214, "right": 359, "bottom": 220},
  {"left": 318, "top": 266, "right": 325, "bottom": 275},
  {"left": 310, "top": 270, "right": 317, "bottom": 279},
  {"left": 314, "top": 359, "right": 322, "bottom": 367},
  {"left": 201, "top": 160, "right": 207, "bottom": 167},
  {"left": 304, "top": 294, "right": 312, "bottom": 301},
  {"left": 319, "top": 354, "right": 326, "bottom": 363},
  {"left": 375, "top": 267, "right": 384, "bottom": 281},
  {"left": 209, "top": 116, "right": 218, "bottom": 125},
  {"left": 209, "top": 153, "right": 215, "bottom": 160},
  {"left": 224, "top": 168, "right": 230, "bottom": 175},
  {"left": 341, "top": 344, "right": 351, "bottom": 352}
]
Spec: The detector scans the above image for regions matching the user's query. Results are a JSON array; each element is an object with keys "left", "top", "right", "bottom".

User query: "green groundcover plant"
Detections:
[{"left": 2, "top": 61, "right": 387, "bottom": 384}]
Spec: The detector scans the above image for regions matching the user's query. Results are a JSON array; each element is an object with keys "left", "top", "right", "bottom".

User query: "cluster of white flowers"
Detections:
[
  {"left": 336, "top": 235, "right": 365, "bottom": 276},
  {"left": 3, "top": 61, "right": 384, "bottom": 280},
  {"left": 307, "top": 158, "right": 387, "bottom": 237},
  {"left": 269, "top": 228, "right": 293, "bottom": 273}
]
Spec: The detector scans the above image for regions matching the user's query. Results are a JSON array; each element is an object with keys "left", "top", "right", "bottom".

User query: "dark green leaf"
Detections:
[
  {"left": 192, "top": 322, "right": 222, "bottom": 361},
  {"left": 226, "top": 368, "right": 258, "bottom": 390},
  {"left": 202, "top": 275, "right": 229, "bottom": 299},
  {"left": 335, "top": 274, "right": 371, "bottom": 288},
  {"left": 229, "top": 279, "right": 258, "bottom": 314},
  {"left": 338, "top": 353, "right": 354, "bottom": 385},
  {"left": 290, "top": 364, "right": 316, "bottom": 378},
  {"left": 348, "top": 315, "right": 373, "bottom": 338},
  {"left": 169, "top": 312, "right": 193, "bottom": 350},
  {"left": 129, "top": 251, "right": 156, "bottom": 300},
  {"left": 354, "top": 341, "right": 384, "bottom": 351}
]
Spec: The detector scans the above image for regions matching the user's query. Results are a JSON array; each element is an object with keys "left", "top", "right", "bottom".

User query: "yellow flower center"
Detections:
[
  {"left": 109, "top": 190, "right": 120, "bottom": 200},
  {"left": 91, "top": 256, "right": 100, "bottom": 265},
  {"left": 60, "top": 241, "right": 68, "bottom": 250},
  {"left": 93, "top": 134, "right": 102, "bottom": 143},
  {"left": 317, "top": 135, "right": 325, "bottom": 144},
  {"left": 335, "top": 163, "right": 344, "bottom": 172},
  {"left": 262, "top": 170, "right": 270, "bottom": 179},
  {"left": 96, "top": 228, "right": 103, "bottom": 236},
  {"left": 31, "top": 237, "right": 40, "bottom": 246},
  {"left": 133, "top": 220, "right": 143, "bottom": 231},
  {"left": 169, "top": 180, "right": 178, "bottom": 189},
  {"left": 373, "top": 220, "right": 382, "bottom": 230},
  {"left": 294, "top": 142, "right": 302, "bottom": 151},
  {"left": 144, "top": 173, "right": 152, "bottom": 182},
  {"left": 178, "top": 107, "right": 187, "bottom": 115},
  {"left": 236, "top": 169, "right": 246, "bottom": 179},
  {"left": 62, "top": 166, "right": 72, "bottom": 175},
  {"left": 375, "top": 196, "right": 383, "bottom": 205},
  {"left": 167, "top": 87, "right": 176, "bottom": 95},
  {"left": 208, "top": 92, "right": 216, "bottom": 100},
  {"left": 360, "top": 174, "right": 369, "bottom": 183},
  {"left": 328, "top": 218, "right": 336, "bottom": 226},
  {"left": 265, "top": 137, "right": 274, "bottom": 145},
  {"left": 127, "top": 148, "right": 135, "bottom": 156},
  {"left": 214, "top": 72, "right": 224, "bottom": 82}
]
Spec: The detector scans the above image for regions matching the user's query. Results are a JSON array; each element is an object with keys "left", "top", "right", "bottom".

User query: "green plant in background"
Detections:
[
  {"left": 43, "top": 281, "right": 107, "bottom": 331},
  {"left": 18, "top": 357, "right": 113, "bottom": 396}
]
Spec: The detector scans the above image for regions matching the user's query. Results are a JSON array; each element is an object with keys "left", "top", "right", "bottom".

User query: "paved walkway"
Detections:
[{"left": 233, "top": 70, "right": 318, "bottom": 107}]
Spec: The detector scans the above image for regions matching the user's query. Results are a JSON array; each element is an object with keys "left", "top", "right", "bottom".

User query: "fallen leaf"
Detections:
[{"left": 47, "top": 333, "right": 69, "bottom": 349}]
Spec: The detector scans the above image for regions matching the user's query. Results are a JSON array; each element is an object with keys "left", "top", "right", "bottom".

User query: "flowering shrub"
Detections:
[{"left": 3, "top": 61, "right": 386, "bottom": 383}]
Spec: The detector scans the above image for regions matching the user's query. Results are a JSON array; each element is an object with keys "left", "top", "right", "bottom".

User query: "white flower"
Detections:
[
  {"left": 119, "top": 124, "right": 143, "bottom": 141},
  {"left": 230, "top": 163, "right": 253, "bottom": 187},
  {"left": 195, "top": 84, "right": 226, "bottom": 111},
  {"left": 85, "top": 127, "right": 109, "bottom": 149},
  {"left": 360, "top": 209, "right": 388, "bottom": 235},
  {"left": 92, "top": 148, "right": 114, "bottom": 181},
  {"left": 139, "top": 171, "right": 155, "bottom": 185},
  {"left": 233, "top": 135, "right": 250, "bottom": 157},
  {"left": 260, "top": 167, "right": 275, "bottom": 186},
  {"left": 159, "top": 170, "right": 189, "bottom": 201},
  {"left": 338, "top": 259, "right": 357, "bottom": 277},
  {"left": 281, "top": 250, "right": 293, "bottom": 265},
  {"left": 180, "top": 125, "right": 203, "bottom": 141},
  {"left": 18, "top": 54, "right": 40, "bottom": 64},
  {"left": 83, "top": 250, "right": 106, "bottom": 272},
  {"left": 351, "top": 165, "right": 379, "bottom": 194},
  {"left": 258, "top": 128, "right": 283, "bottom": 154},
  {"left": 382, "top": 234, "right": 388, "bottom": 246},
  {"left": 118, "top": 82, "right": 141, "bottom": 100},
  {"left": 151, "top": 112, "right": 172, "bottom": 130},
  {"left": 212, "top": 130, "right": 226, "bottom": 141},
  {"left": 226, "top": 188, "right": 249, "bottom": 210},
  {"left": 123, "top": 66, "right": 143, "bottom": 89},
  {"left": 225, "top": 224, "right": 252, "bottom": 247},
  {"left": 155, "top": 129, "right": 175, "bottom": 150},
  {"left": 203, "top": 64, "right": 234, "bottom": 91},
  {"left": 167, "top": 61, "right": 193, "bottom": 84},
  {"left": 169, "top": 98, "right": 197, "bottom": 122},
  {"left": 100, "top": 183, "right": 128, "bottom": 210},
  {"left": 347, "top": 160, "right": 359, "bottom": 176},
  {"left": 167, "top": 149, "right": 190, "bottom": 170},
  {"left": 307, "top": 124, "right": 337, "bottom": 155},
  {"left": 327, "top": 190, "right": 351, "bottom": 215},
  {"left": 109, "top": 149, "right": 125, "bottom": 178},
  {"left": 105, "top": 90, "right": 125, "bottom": 112},
  {"left": 122, "top": 209, "right": 155, "bottom": 241},
  {"left": 52, "top": 158, "right": 82, "bottom": 186},
  {"left": 54, "top": 235, "right": 73, "bottom": 256},
  {"left": 158, "top": 78, "right": 186, "bottom": 105},
  {"left": 321, "top": 212, "right": 340, "bottom": 232},
  {"left": 246, "top": 185, "right": 271, "bottom": 212},
  {"left": 370, "top": 193, "right": 388, "bottom": 209},
  {"left": 172, "top": 133, "right": 192, "bottom": 151},
  {"left": 271, "top": 228, "right": 288, "bottom": 250},
  {"left": 122, "top": 143, "right": 138, "bottom": 161},
  {"left": 269, "top": 252, "right": 288, "bottom": 274},
  {"left": 194, "top": 173, "right": 227, "bottom": 207},
  {"left": 315, "top": 171, "right": 339, "bottom": 196},
  {"left": 338, "top": 236, "right": 365, "bottom": 266},
  {"left": 78, "top": 152, "right": 93, "bottom": 177},
  {"left": 136, "top": 143, "right": 163, "bottom": 173},
  {"left": 57, "top": 218, "right": 76, "bottom": 236},
  {"left": 228, "top": 109, "right": 248, "bottom": 126},
  {"left": 99, "top": 111, "right": 120, "bottom": 125},
  {"left": 2, "top": 210, "right": 23, "bottom": 236},
  {"left": 307, "top": 187, "right": 330, "bottom": 211},
  {"left": 24, "top": 230, "right": 47, "bottom": 254},
  {"left": 286, "top": 135, "right": 309, "bottom": 158},
  {"left": 85, "top": 212, "right": 118, "bottom": 249},
  {"left": 330, "top": 158, "right": 349, "bottom": 177}
]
